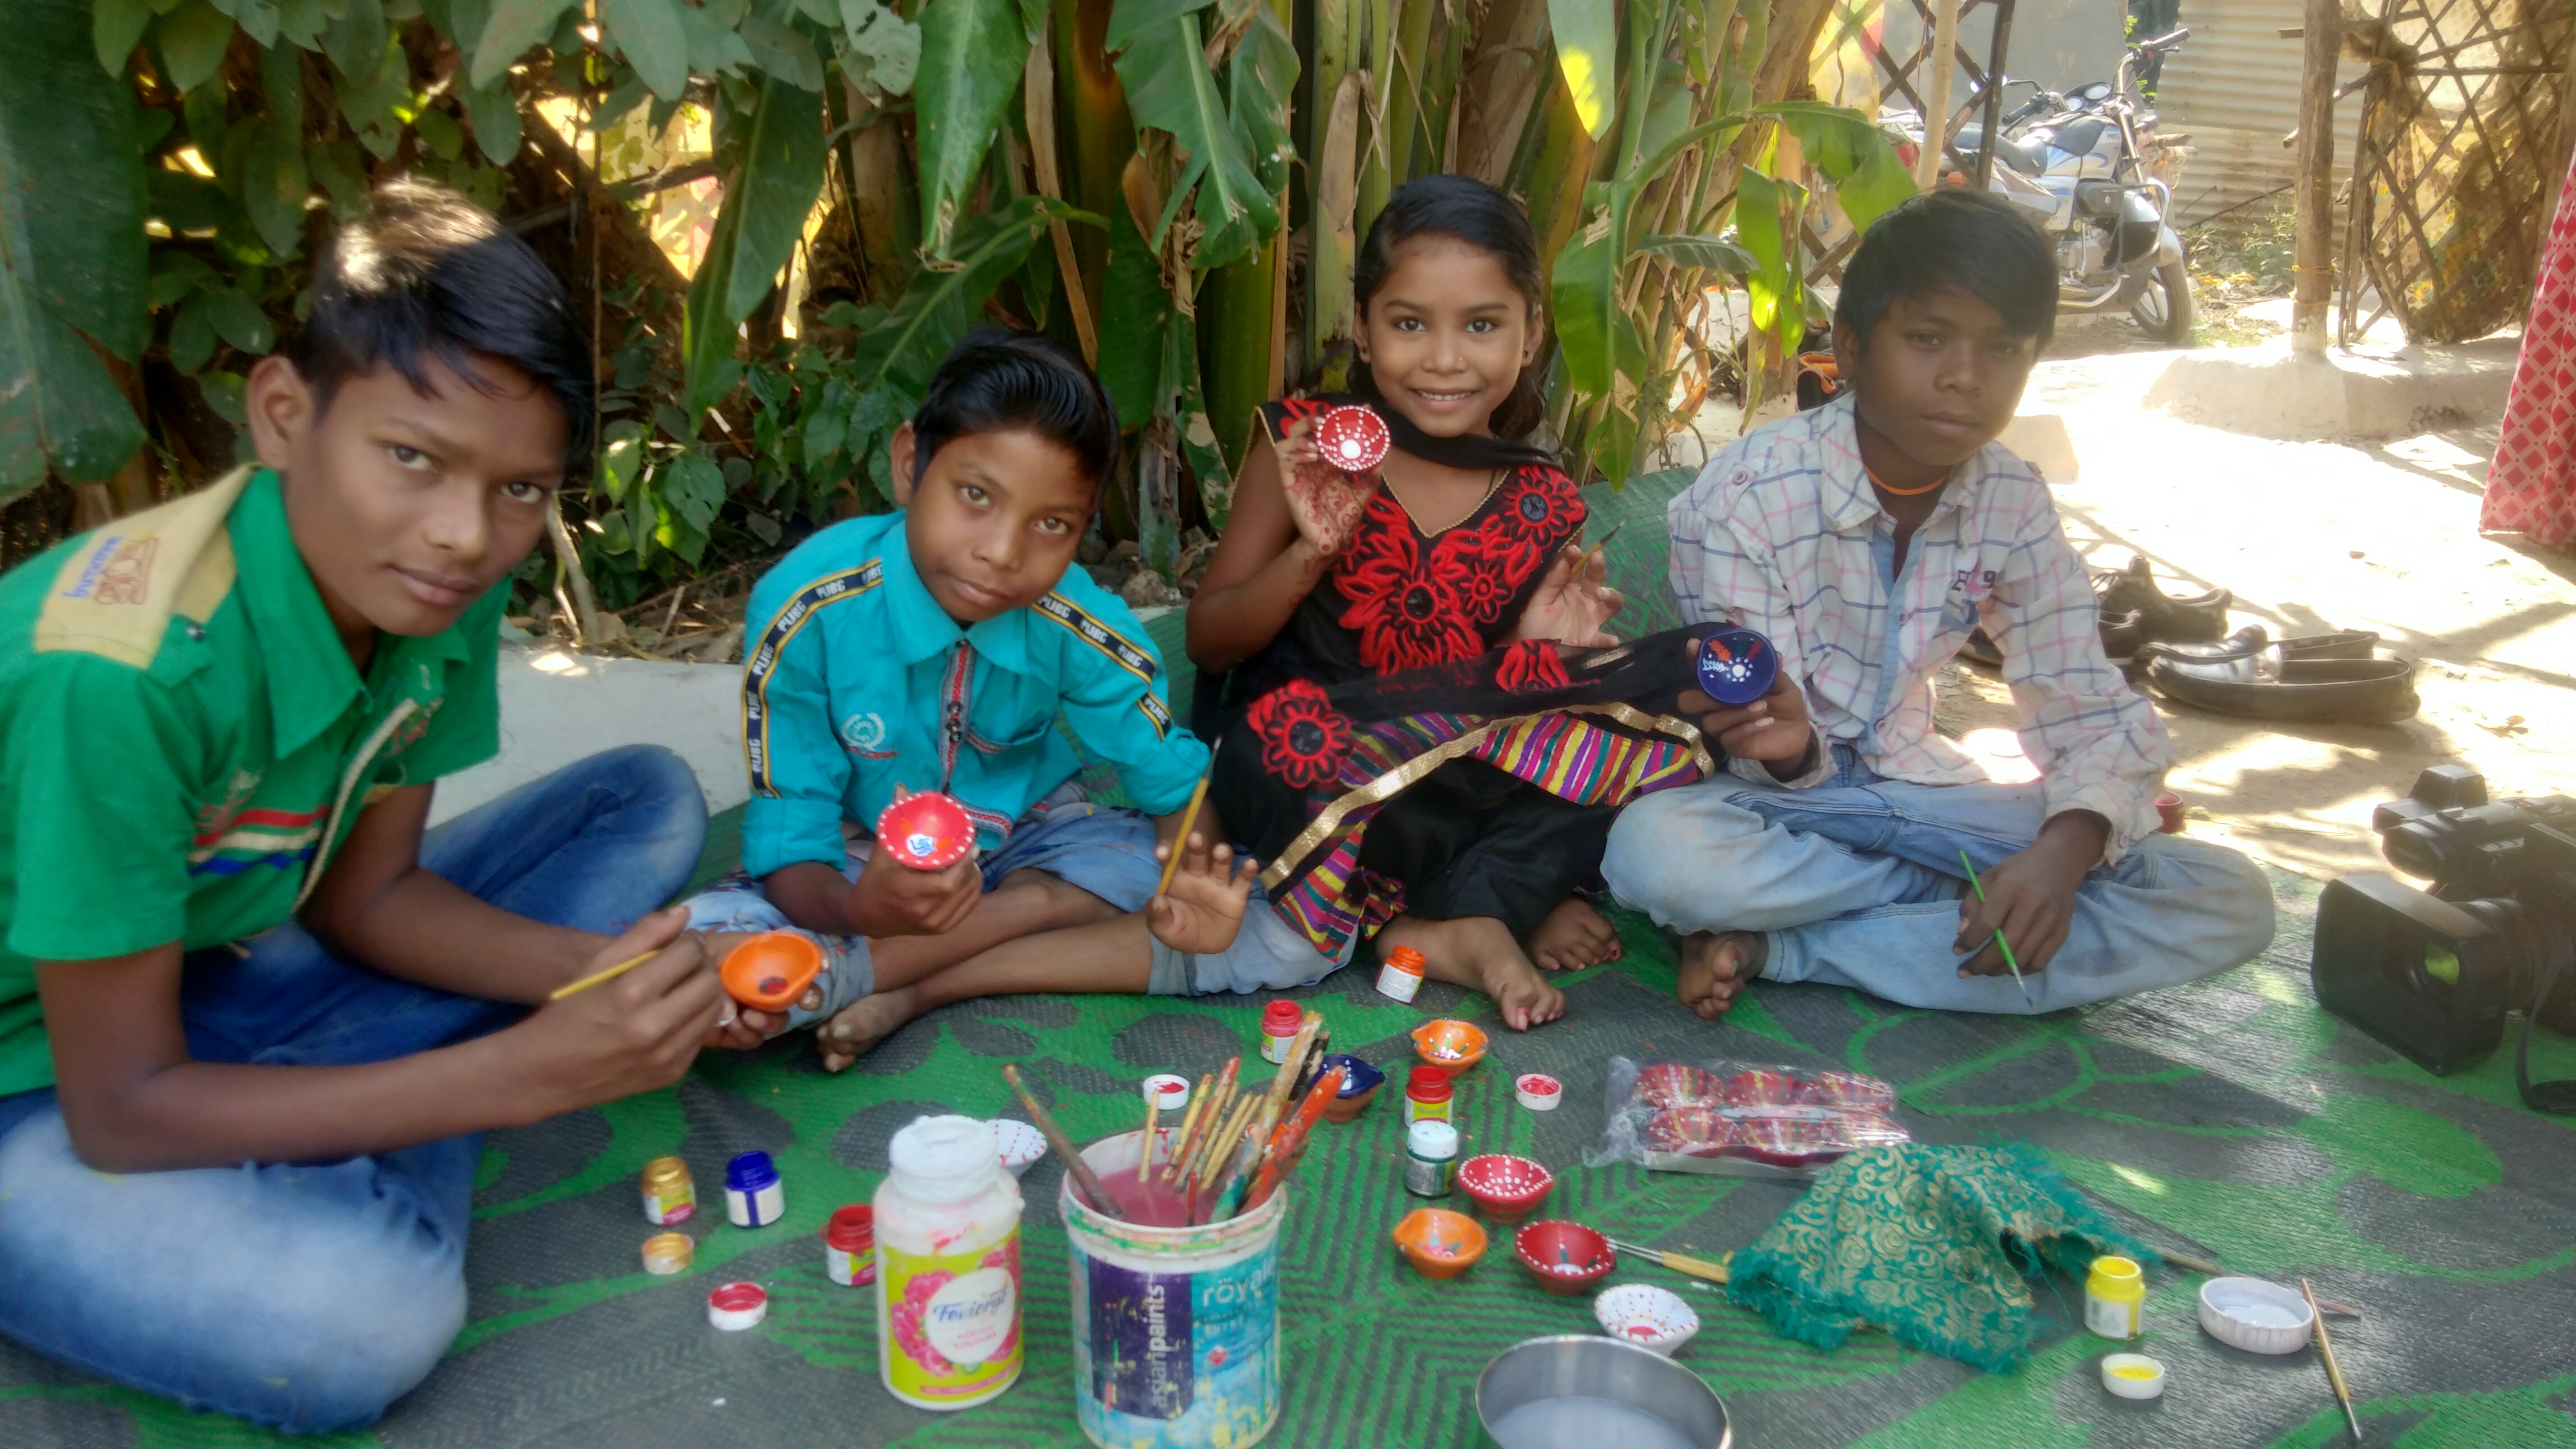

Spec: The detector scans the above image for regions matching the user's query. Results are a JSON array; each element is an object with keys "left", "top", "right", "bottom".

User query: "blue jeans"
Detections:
[
  {"left": 0, "top": 745, "right": 705, "bottom": 1433},
  {"left": 1602, "top": 747, "right": 2275, "bottom": 1013}
]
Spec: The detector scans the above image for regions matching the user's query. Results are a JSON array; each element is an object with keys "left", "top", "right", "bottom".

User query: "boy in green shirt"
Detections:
[{"left": 0, "top": 183, "right": 736, "bottom": 1431}]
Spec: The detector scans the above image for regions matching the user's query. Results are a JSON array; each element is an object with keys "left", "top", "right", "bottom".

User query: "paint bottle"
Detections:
[
  {"left": 641, "top": 1156, "right": 696, "bottom": 1225},
  {"left": 1404, "top": 1120, "right": 1459, "bottom": 1197},
  {"left": 2085, "top": 1255, "right": 2146, "bottom": 1339},
  {"left": 825, "top": 1204, "right": 877, "bottom": 1287},
  {"left": 724, "top": 1151, "right": 785, "bottom": 1228},
  {"left": 875, "top": 1116, "right": 1023, "bottom": 1410},
  {"left": 1404, "top": 1065, "right": 1454, "bottom": 1125},
  {"left": 1259, "top": 1001, "right": 1303, "bottom": 1064},
  {"left": 1376, "top": 945, "right": 1428, "bottom": 1003}
]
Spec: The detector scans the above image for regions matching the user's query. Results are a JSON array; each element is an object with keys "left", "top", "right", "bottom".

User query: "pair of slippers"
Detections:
[{"left": 1961, "top": 557, "right": 2420, "bottom": 722}]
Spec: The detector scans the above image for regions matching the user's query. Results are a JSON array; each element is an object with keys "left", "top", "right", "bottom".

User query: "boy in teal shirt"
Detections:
[
  {"left": 0, "top": 183, "right": 731, "bottom": 1430},
  {"left": 685, "top": 330, "right": 1312, "bottom": 1071}
]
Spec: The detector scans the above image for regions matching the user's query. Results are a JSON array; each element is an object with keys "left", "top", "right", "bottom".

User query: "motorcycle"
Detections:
[{"left": 1884, "top": 28, "right": 2198, "bottom": 343}]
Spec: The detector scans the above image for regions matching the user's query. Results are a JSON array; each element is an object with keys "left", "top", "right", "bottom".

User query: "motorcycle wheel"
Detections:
[{"left": 2131, "top": 258, "right": 2194, "bottom": 343}]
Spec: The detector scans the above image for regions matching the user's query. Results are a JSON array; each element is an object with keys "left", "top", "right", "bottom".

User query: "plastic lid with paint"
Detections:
[
  {"left": 707, "top": 1281, "right": 768, "bottom": 1330},
  {"left": 1142, "top": 1073, "right": 1190, "bottom": 1109},
  {"left": 1514, "top": 1073, "right": 1564, "bottom": 1111},
  {"left": 2101, "top": 1353, "right": 2166, "bottom": 1399},
  {"left": 888, "top": 1115, "right": 1000, "bottom": 1202}
]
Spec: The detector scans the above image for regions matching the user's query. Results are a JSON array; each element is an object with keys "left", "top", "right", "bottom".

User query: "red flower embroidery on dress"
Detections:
[
  {"left": 1332, "top": 497, "right": 1484, "bottom": 669},
  {"left": 1496, "top": 639, "right": 1573, "bottom": 693},
  {"left": 1246, "top": 679, "right": 1354, "bottom": 789},
  {"left": 1488, "top": 467, "right": 1583, "bottom": 546},
  {"left": 1433, "top": 528, "right": 1543, "bottom": 624}
]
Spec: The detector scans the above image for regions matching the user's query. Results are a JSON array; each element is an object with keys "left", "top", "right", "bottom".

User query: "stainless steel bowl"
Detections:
[{"left": 1476, "top": 1335, "right": 1732, "bottom": 1448}]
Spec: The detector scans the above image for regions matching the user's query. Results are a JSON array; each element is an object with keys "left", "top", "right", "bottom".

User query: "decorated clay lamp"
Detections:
[
  {"left": 1694, "top": 627, "right": 1779, "bottom": 707},
  {"left": 875, "top": 790, "right": 976, "bottom": 872},
  {"left": 1314, "top": 405, "right": 1391, "bottom": 474}
]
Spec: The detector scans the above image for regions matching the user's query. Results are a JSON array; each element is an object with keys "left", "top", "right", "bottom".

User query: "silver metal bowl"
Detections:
[{"left": 1476, "top": 1334, "right": 1732, "bottom": 1448}]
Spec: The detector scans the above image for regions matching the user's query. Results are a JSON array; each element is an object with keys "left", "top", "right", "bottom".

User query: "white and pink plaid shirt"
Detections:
[{"left": 1666, "top": 396, "right": 2170, "bottom": 859}]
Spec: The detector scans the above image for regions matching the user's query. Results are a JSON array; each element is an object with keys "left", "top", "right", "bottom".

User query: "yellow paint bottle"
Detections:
[{"left": 2085, "top": 1255, "right": 2146, "bottom": 1339}]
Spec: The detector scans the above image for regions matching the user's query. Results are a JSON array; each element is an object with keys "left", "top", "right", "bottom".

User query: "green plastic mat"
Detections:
[{"left": 7, "top": 473, "right": 2573, "bottom": 1445}]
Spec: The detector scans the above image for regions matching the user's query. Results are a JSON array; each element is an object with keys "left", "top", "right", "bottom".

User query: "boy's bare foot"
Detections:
[
  {"left": 817, "top": 986, "right": 924, "bottom": 1072},
  {"left": 1677, "top": 931, "right": 1765, "bottom": 1019},
  {"left": 1383, "top": 915, "right": 1567, "bottom": 1031},
  {"left": 1527, "top": 897, "right": 1622, "bottom": 971}
]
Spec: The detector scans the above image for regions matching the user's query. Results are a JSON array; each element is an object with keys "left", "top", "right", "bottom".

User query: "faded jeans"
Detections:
[
  {"left": 1602, "top": 747, "right": 2276, "bottom": 1013},
  {"left": 0, "top": 745, "right": 705, "bottom": 1433}
]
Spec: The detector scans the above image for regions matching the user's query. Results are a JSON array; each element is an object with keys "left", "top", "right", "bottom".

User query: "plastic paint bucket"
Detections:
[{"left": 1061, "top": 1130, "right": 1285, "bottom": 1449}]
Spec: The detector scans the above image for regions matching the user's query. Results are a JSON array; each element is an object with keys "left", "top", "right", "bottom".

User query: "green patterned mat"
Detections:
[
  {"left": 6, "top": 477, "right": 2573, "bottom": 1445},
  {"left": 4, "top": 860, "right": 2573, "bottom": 1448}
]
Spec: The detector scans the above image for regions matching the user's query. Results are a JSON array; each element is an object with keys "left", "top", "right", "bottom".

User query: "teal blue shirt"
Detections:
[{"left": 740, "top": 511, "right": 1209, "bottom": 878}]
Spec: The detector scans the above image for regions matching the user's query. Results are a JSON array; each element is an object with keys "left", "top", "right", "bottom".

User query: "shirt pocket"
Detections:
[{"left": 964, "top": 688, "right": 1059, "bottom": 756}]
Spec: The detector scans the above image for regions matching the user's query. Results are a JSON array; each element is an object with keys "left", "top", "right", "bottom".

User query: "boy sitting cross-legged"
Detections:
[
  {"left": 685, "top": 329, "right": 1259, "bottom": 1069},
  {"left": 0, "top": 182, "right": 735, "bottom": 1432},
  {"left": 1604, "top": 189, "right": 2275, "bottom": 1017}
]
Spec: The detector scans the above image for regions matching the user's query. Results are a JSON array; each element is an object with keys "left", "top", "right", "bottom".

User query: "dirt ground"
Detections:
[{"left": 1914, "top": 344, "right": 2566, "bottom": 883}]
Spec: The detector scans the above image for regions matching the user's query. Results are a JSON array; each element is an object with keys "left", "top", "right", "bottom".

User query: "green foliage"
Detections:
[{"left": 915, "top": 0, "right": 1036, "bottom": 258}]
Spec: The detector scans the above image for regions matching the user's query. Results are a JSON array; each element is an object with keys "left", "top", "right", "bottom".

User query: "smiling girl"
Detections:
[{"left": 1186, "top": 176, "right": 1708, "bottom": 1029}]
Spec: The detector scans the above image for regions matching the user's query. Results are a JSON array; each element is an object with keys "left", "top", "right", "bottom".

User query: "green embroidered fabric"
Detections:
[{"left": 1726, "top": 1142, "right": 2161, "bottom": 1374}]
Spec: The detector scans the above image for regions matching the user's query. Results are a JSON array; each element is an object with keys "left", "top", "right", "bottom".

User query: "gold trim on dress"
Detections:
[{"left": 1257, "top": 704, "right": 1713, "bottom": 888}]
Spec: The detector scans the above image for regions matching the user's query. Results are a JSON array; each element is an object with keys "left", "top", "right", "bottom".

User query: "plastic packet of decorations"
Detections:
[{"left": 1583, "top": 1057, "right": 1912, "bottom": 1181}]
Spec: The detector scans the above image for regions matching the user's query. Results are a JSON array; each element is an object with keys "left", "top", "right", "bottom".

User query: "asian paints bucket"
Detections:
[{"left": 1060, "top": 1130, "right": 1285, "bottom": 1449}]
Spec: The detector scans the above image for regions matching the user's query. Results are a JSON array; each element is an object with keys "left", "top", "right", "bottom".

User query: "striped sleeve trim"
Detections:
[
  {"left": 1032, "top": 591, "right": 1157, "bottom": 686},
  {"left": 743, "top": 561, "right": 884, "bottom": 798}
]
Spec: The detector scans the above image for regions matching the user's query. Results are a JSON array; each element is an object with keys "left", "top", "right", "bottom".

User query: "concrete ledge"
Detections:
[
  {"left": 433, "top": 647, "right": 745, "bottom": 826},
  {"left": 2139, "top": 335, "right": 2520, "bottom": 440}
]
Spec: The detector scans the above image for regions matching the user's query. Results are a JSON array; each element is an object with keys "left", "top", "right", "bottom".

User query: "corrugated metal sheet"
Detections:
[{"left": 2153, "top": 0, "right": 2369, "bottom": 222}]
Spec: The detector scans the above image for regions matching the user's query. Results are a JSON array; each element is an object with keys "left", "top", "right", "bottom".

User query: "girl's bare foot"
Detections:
[
  {"left": 1527, "top": 896, "right": 1623, "bottom": 971},
  {"left": 1677, "top": 931, "right": 1765, "bottom": 1019},
  {"left": 1382, "top": 915, "right": 1567, "bottom": 1030},
  {"left": 817, "top": 986, "right": 924, "bottom": 1072}
]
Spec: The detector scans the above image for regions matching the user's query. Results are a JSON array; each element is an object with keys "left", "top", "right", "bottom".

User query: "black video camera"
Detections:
[{"left": 2311, "top": 765, "right": 2576, "bottom": 1114}]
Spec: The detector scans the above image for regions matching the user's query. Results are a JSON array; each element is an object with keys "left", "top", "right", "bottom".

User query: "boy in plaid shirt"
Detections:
[{"left": 1604, "top": 191, "right": 2273, "bottom": 1016}]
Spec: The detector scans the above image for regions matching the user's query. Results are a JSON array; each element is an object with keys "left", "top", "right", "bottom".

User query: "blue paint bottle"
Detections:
[{"left": 724, "top": 1150, "right": 785, "bottom": 1228}]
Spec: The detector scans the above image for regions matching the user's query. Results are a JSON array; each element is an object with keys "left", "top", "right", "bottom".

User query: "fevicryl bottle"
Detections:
[{"left": 875, "top": 1116, "right": 1024, "bottom": 1410}]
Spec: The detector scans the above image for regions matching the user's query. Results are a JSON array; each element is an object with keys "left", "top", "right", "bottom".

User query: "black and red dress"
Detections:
[{"left": 1199, "top": 398, "right": 1713, "bottom": 958}]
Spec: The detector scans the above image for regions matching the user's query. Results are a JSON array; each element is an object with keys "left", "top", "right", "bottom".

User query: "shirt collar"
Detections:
[
  {"left": 230, "top": 470, "right": 365, "bottom": 756},
  {"left": 874, "top": 519, "right": 1034, "bottom": 674},
  {"left": 1819, "top": 396, "right": 1986, "bottom": 533}
]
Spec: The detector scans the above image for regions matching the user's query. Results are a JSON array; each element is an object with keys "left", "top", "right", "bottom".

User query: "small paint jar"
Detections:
[
  {"left": 1259, "top": 1000, "right": 1303, "bottom": 1064},
  {"left": 1404, "top": 1066, "right": 1454, "bottom": 1125},
  {"left": 1404, "top": 1120, "right": 1460, "bottom": 1197},
  {"left": 641, "top": 1155, "right": 697, "bottom": 1225},
  {"left": 1376, "top": 945, "right": 1428, "bottom": 1003},
  {"left": 707, "top": 1281, "right": 768, "bottom": 1331},
  {"left": 2085, "top": 1255, "right": 2146, "bottom": 1339},
  {"left": 724, "top": 1150, "right": 785, "bottom": 1228},
  {"left": 823, "top": 1204, "right": 876, "bottom": 1286},
  {"left": 641, "top": 1232, "right": 694, "bottom": 1276}
]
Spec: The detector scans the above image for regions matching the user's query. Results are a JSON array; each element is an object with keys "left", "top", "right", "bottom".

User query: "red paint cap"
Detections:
[
  {"left": 1262, "top": 1001, "right": 1302, "bottom": 1033},
  {"left": 1407, "top": 1066, "right": 1453, "bottom": 1101}
]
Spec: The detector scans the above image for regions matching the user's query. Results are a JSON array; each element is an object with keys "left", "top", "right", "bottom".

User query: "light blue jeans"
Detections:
[
  {"left": 0, "top": 745, "right": 706, "bottom": 1433},
  {"left": 1602, "top": 747, "right": 2275, "bottom": 1013}
]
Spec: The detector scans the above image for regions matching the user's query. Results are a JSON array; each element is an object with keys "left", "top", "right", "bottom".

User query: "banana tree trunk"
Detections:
[
  {"left": 1380, "top": 0, "right": 1437, "bottom": 190},
  {"left": 1308, "top": 69, "right": 1365, "bottom": 375},
  {"left": 1355, "top": 0, "right": 1395, "bottom": 242},
  {"left": 1516, "top": 53, "right": 1600, "bottom": 287},
  {"left": 1053, "top": 0, "right": 1135, "bottom": 332},
  {"left": 1455, "top": 0, "right": 1550, "bottom": 186}
]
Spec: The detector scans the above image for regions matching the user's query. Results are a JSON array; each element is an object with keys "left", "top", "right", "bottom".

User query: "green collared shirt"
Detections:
[{"left": 0, "top": 468, "right": 503, "bottom": 1095}]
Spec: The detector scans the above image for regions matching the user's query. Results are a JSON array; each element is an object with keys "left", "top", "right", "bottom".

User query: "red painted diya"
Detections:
[
  {"left": 1635, "top": 1063, "right": 1722, "bottom": 1110},
  {"left": 1314, "top": 405, "right": 1391, "bottom": 474},
  {"left": 874, "top": 791, "right": 975, "bottom": 872},
  {"left": 1722, "top": 1068, "right": 1800, "bottom": 1106},
  {"left": 1796, "top": 1071, "right": 1897, "bottom": 1113}
]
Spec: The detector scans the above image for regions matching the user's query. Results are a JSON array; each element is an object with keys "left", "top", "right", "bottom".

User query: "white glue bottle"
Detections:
[{"left": 875, "top": 1116, "right": 1024, "bottom": 1410}]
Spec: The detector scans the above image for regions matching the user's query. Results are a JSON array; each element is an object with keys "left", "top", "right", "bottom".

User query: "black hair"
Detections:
[
  {"left": 1351, "top": 174, "right": 1549, "bottom": 438},
  {"left": 1834, "top": 188, "right": 2057, "bottom": 351},
  {"left": 910, "top": 327, "right": 1121, "bottom": 493},
  {"left": 293, "top": 179, "right": 594, "bottom": 470}
]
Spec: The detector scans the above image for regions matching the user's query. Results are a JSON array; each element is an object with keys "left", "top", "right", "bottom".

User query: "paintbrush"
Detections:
[
  {"left": 1159, "top": 1073, "right": 1213, "bottom": 1186},
  {"left": 1154, "top": 769, "right": 1215, "bottom": 897},
  {"left": 1607, "top": 1238, "right": 1733, "bottom": 1286},
  {"left": 1243, "top": 1068, "right": 1345, "bottom": 1212},
  {"left": 1259, "top": 1012, "right": 1325, "bottom": 1123},
  {"left": 1579, "top": 520, "right": 1628, "bottom": 575},
  {"left": 1183, "top": 1075, "right": 1248, "bottom": 1187},
  {"left": 1203, "top": 1128, "right": 1266, "bottom": 1223},
  {"left": 1186, "top": 1092, "right": 1257, "bottom": 1202},
  {"left": 549, "top": 946, "right": 665, "bottom": 1001},
  {"left": 2303, "top": 1277, "right": 2363, "bottom": 1442},
  {"left": 1169, "top": 1058, "right": 1238, "bottom": 1184},
  {"left": 1001, "top": 1064, "right": 1125, "bottom": 1219},
  {"left": 1138, "top": 1092, "right": 1162, "bottom": 1188},
  {"left": 1957, "top": 850, "right": 2037, "bottom": 1009},
  {"left": 2160, "top": 1249, "right": 2360, "bottom": 1318}
]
